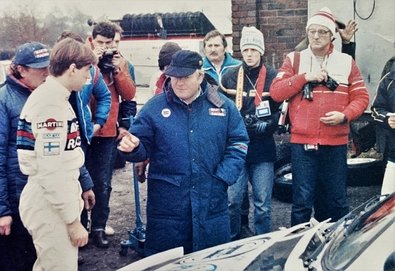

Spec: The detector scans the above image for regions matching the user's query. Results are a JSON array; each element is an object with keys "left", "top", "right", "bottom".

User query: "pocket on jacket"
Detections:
[
  {"left": 208, "top": 178, "right": 228, "bottom": 217},
  {"left": 148, "top": 172, "right": 184, "bottom": 187}
]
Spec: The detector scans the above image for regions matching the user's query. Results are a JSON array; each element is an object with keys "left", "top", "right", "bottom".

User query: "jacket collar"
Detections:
[{"left": 164, "top": 77, "right": 224, "bottom": 108}]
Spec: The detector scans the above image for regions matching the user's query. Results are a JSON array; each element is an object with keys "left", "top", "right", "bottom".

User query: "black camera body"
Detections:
[
  {"left": 302, "top": 75, "right": 339, "bottom": 101},
  {"left": 98, "top": 48, "right": 118, "bottom": 74},
  {"left": 243, "top": 114, "right": 276, "bottom": 136},
  {"left": 244, "top": 114, "right": 258, "bottom": 127},
  {"left": 325, "top": 76, "right": 339, "bottom": 91}
]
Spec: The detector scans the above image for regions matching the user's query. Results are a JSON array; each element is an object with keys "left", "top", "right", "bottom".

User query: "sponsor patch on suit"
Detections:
[{"left": 209, "top": 108, "right": 227, "bottom": 116}]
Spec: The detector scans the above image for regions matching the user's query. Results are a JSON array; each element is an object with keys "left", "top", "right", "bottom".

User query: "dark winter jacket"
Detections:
[
  {"left": 120, "top": 79, "right": 249, "bottom": 255},
  {"left": 221, "top": 60, "right": 280, "bottom": 163},
  {"left": 0, "top": 76, "right": 32, "bottom": 216},
  {"left": 372, "top": 67, "right": 395, "bottom": 162}
]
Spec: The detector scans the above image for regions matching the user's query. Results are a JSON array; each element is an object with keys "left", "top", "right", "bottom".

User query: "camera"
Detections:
[
  {"left": 243, "top": 114, "right": 275, "bottom": 135},
  {"left": 302, "top": 75, "right": 339, "bottom": 101},
  {"left": 98, "top": 48, "right": 118, "bottom": 74},
  {"left": 325, "top": 76, "right": 339, "bottom": 91},
  {"left": 244, "top": 114, "right": 258, "bottom": 127}
]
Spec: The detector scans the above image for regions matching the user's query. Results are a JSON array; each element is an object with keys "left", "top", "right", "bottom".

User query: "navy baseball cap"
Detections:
[
  {"left": 164, "top": 50, "right": 203, "bottom": 77},
  {"left": 14, "top": 42, "right": 50, "bottom": 68}
]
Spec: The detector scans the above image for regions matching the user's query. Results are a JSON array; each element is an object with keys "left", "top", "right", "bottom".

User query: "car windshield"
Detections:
[{"left": 321, "top": 193, "right": 395, "bottom": 270}]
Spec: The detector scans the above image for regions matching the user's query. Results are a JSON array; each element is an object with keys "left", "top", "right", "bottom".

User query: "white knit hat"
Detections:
[
  {"left": 306, "top": 7, "right": 337, "bottom": 35},
  {"left": 240, "top": 26, "right": 265, "bottom": 55}
]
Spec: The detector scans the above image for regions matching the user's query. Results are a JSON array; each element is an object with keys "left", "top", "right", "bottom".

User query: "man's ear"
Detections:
[
  {"left": 16, "top": 65, "right": 27, "bottom": 75},
  {"left": 86, "top": 36, "right": 94, "bottom": 50},
  {"left": 69, "top": 63, "right": 77, "bottom": 74}
]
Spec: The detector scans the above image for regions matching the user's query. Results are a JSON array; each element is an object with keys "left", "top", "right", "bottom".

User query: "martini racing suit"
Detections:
[{"left": 16, "top": 76, "right": 84, "bottom": 270}]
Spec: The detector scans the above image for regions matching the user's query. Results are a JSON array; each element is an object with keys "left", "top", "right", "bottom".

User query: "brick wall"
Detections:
[{"left": 231, "top": 0, "right": 308, "bottom": 68}]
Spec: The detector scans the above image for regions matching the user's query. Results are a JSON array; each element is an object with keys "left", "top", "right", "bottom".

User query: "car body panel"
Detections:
[{"left": 119, "top": 193, "right": 395, "bottom": 271}]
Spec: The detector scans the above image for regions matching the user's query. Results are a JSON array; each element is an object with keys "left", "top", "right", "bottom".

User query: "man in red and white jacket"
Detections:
[{"left": 270, "top": 7, "right": 369, "bottom": 226}]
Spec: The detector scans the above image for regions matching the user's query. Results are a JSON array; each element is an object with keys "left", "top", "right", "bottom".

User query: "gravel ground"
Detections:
[{"left": 78, "top": 162, "right": 382, "bottom": 270}]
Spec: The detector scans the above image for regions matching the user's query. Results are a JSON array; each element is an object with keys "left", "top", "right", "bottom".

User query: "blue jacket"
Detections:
[
  {"left": 203, "top": 52, "right": 241, "bottom": 84},
  {"left": 72, "top": 65, "right": 111, "bottom": 144},
  {"left": 0, "top": 76, "right": 31, "bottom": 216},
  {"left": 121, "top": 79, "right": 249, "bottom": 255}
]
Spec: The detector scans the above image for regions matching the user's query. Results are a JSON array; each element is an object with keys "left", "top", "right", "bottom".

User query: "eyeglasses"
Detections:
[{"left": 307, "top": 29, "right": 330, "bottom": 37}]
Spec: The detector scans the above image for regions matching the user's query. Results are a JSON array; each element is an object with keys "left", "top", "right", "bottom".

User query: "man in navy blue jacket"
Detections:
[
  {"left": 0, "top": 41, "right": 50, "bottom": 270},
  {"left": 118, "top": 50, "right": 249, "bottom": 256}
]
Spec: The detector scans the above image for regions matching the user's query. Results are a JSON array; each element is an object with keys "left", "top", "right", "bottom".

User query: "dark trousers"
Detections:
[
  {"left": 291, "top": 144, "right": 349, "bottom": 226},
  {"left": 84, "top": 136, "right": 116, "bottom": 230},
  {"left": 0, "top": 214, "right": 36, "bottom": 271}
]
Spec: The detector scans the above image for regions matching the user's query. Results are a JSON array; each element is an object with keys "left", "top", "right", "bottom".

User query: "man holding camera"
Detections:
[
  {"left": 221, "top": 26, "right": 280, "bottom": 239},
  {"left": 85, "top": 21, "right": 136, "bottom": 248},
  {"left": 270, "top": 7, "right": 369, "bottom": 226}
]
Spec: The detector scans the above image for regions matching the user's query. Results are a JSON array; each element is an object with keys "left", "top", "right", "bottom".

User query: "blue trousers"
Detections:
[
  {"left": 291, "top": 144, "right": 349, "bottom": 226},
  {"left": 228, "top": 162, "right": 273, "bottom": 239},
  {"left": 85, "top": 136, "right": 116, "bottom": 230}
]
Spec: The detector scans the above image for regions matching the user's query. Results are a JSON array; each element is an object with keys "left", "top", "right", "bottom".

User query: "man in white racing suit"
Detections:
[{"left": 16, "top": 38, "right": 98, "bottom": 270}]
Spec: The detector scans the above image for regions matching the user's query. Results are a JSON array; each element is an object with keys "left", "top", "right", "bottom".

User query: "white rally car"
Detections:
[{"left": 119, "top": 193, "right": 395, "bottom": 271}]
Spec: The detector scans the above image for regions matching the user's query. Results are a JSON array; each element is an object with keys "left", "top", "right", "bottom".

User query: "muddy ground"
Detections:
[{"left": 78, "top": 162, "right": 381, "bottom": 271}]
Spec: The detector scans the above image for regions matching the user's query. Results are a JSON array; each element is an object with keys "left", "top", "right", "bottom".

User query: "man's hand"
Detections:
[
  {"left": 111, "top": 52, "right": 122, "bottom": 73},
  {"left": 82, "top": 189, "right": 95, "bottom": 210},
  {"left": 320, "top": 111, "right": 346, "bottom": 125},
  {"left": 93, "top": 124, "right": 101, "bottom": 135},
  {"left": 388, "top": 115, "right": 395, "bottom": 129},
  {"left": 93, "top": 46, "right": 106, "bottom": 60},
  {"left": 0, "top": 216, "right": 12, "bottom": 236},
  {"left": 117, "top": 127, "right": 129, "bottom": 141},
  {"left": 305, "top": 70, "right": 328, "bottom": 83},
  {"left": 118, "top": 132, "right": 140, "bottom": 153},
  {"left": 339, "top": 20, "right": 358, "bottom": 43},
  {"left": 67, "top": 219, "right": 88, "bottom": 247},
  {"left": 135, "top": 161, "right": 148, "bottom": 183}
]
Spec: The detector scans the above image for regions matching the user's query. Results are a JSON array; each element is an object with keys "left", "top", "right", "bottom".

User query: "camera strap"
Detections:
[
  {"left": 236, "top": 65, "right": 268, "bottom": 111},
  {"left": 293, "top": 51, "right": 300, "bottom": 74},
  {"left": 236, "top": 67, "right": 244, "bottom": 110},
  {"left": 254, "top": 65, "right": 267, "bottom": 107}
]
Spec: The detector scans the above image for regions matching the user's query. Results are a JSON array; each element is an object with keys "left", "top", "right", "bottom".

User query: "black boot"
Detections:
[{"left": 91, "top": 230, "right": 109, "bottom": 248}]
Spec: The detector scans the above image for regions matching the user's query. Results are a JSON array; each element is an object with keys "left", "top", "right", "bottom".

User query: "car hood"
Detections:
[{"left": 119, "top": 193, "right": 395, "bottom": 271}]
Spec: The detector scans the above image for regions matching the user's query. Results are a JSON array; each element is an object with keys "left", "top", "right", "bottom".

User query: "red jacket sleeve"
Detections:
[
  {"left": 269, "top": 53, "right": 307, "bottom": 102},
  {"left": 113, "top": 58, "right": 136, "bottom": 100}
]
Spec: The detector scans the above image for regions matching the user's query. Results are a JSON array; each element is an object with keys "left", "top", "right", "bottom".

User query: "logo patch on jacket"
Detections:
[
  {"left": 161, "top": 108, "right": 171, "bottom": 118},
  {"left": 209, "top": 108, "right": 227, "bottom": 116},
  {"left": 65, "top": 118, "right": 81, "bottom": 150},
  {"left": 42, "top": 132, "right": 60, "bottom": 139},
  {"left": 43, "top": 141, "right": 60, "bottom": 156},
  {"left": 37, "top": 119, "right": 63, "bottom": 130}
]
